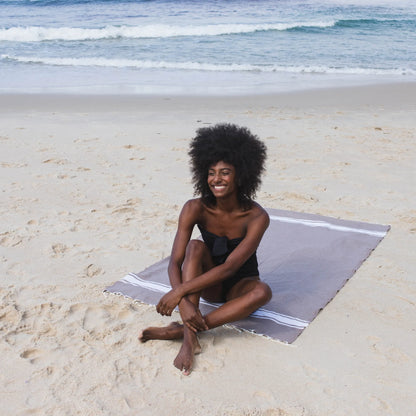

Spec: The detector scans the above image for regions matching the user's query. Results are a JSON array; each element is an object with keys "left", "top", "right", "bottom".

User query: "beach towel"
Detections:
[{"left": 105, "top": 208, "right": 390, "bottom": 343}]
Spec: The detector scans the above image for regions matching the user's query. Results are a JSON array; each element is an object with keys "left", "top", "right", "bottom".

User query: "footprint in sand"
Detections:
[
  {"left": 112, "top": 206, "right": 136, "bottom": 215},
  {"left": 42, "top": 158, "right": 69, "bottom": 165},
  {"left": 73, "top": 137, "right": 100, "bottom": 144},
  {"left": 1, "top": 304, "right": 22, "bottom": 326},
  {"left": 20, "top": 348, "right": 44, "bottom": 364},
  {"left": 51, "top": 243, "right": 69, "bottom": 256},
  {"left": 111, "top": 198, "right": 142, "bottom": 214},
  {"left": 0, "top": 232, "right": 23, "bottom": 247},
  {"left": 0, "top": 161, "right": 27, "bottom": 168},
  {"left": 82, "top": 305, "right": 110, "bottom": 333},
  {"left": 368, "top": 396, "right": 393, "bottom": 413},
  {"left": 84, "top": 264, "right": 102, "bottom": 278}
]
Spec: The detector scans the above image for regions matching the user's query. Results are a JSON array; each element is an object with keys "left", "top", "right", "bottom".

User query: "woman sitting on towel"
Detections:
[{"left": 140, "top": 123, "right": 272, "bottom": 375}]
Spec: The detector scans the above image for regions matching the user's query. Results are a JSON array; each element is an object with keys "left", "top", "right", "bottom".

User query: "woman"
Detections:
[{"left": 140, "top": 123, "right": 272, "bottom": 375}]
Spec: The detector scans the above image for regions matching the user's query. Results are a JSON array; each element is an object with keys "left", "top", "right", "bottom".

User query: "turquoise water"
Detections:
[{"left": 1, "top": 0, "right": 415, "bottom": 94}]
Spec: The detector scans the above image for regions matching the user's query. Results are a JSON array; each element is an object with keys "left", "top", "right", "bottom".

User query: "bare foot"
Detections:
[
  {"left": 139, "top": 322, "right": 183, "bottom": 343},
  {"left": 173, "top": 329, "right": 201, "bottom": 375}
]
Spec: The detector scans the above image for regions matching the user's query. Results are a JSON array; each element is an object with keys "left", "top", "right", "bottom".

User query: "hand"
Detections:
[
  {"left": 156, "top": 288, "right": 182, "bottom": 316},
  {"left": 179, "top": 298, "right": 208, "bottom": 333}
]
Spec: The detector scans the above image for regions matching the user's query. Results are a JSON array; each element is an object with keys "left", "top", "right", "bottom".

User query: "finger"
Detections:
[
  {"left": 197, "top": 315, "right": 208, "bottom": 331},
  {"left": 192, "top": 318, "right": 204, "bottom": 331},
  {"left": 191, "top": 319, "right": 205, "bottom": 332},
  {"left": 185, "top": 322, "right": 198, "bottom": 333},
  {"left": 156, "top": 302, "right": 165, "bottom": 314},
  {"left": 158, "top": 306, "right": 167, "bottom": 316},
  {"left": 195, "top": 324, "right": 204, "bottom": 332},
  {"left": 194, "top": 315, "right": 208, "bottom": 331}
]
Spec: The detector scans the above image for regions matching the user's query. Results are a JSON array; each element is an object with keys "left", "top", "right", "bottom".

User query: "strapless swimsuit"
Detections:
[{"left": 197, "top": 224, "right": 259, "bottom": 299}]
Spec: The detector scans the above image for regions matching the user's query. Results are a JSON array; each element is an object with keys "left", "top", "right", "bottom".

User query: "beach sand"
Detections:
[{"left": 1, "top": 83, "right": 415, "bottom": 415}]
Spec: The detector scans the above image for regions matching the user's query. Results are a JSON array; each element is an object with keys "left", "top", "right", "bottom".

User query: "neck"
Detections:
[{"left": 214, "top": 193, "right": 240, "bottom": 213}]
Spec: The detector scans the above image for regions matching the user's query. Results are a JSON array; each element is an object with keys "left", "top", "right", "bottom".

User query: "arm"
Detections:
[
  {"left": 179, "top": 208, "right": 270, "bottom": 296},
  {"left": 157, "top": 206, "right": 269, "bottom": 316},
  {"left": 166, "top": 199, "right": 200, "bottom": 290},
  {"left": 157, "top": 200, "right": 209, "bottom": 331}
]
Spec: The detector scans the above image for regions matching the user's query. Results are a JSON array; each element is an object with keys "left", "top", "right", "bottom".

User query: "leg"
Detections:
[
  {"left": 156, "top": 277, "right": 271, "bottom": 374},
  {"left": 140, "top": 277, "right": 271, "bottom": 343},
  {"left": 173, "top": 240, "right": 214, "bottom": 374},
  {"left": 139, "top": 322, "right": 183, "bottom": 343},
  {"left": 203, "top": 277, "right": 272, "bottom": 330},
  {"left": 139, "top": 240, "right": 214, "bottom": 374}
]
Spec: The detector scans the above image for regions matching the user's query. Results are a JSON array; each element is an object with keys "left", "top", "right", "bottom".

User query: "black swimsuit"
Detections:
[{"left": 197, "top": 225, "right": 259, "bottom": 299}]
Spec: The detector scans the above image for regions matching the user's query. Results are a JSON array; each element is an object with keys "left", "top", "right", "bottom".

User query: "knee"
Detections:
[
  {"left": 252, "top": 281, "right": 272, "bottom": 305},
  {"left": 185, "top": 239, "right": 207, "bottom": 258}
]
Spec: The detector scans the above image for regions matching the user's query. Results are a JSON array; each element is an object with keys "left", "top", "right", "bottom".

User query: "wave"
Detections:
[
  {"left": 2, "top": 0, "right": 141, "bottom": 5},
  {"left": 335, "top": 18, "right": 415, "bottom": 28},
  {"left": 7, "top": 0, "right": 416, "bottom": 7},
  {"left": 4, "top": 0, "right": 146, "bottom": 5},
  {"left": 1, "top": 17, "right": 413, "bottom": 42},
  {"left": 0, "top": 21, "right": 337, "bottom": 42},
  {"left": 2, "top": 54, "right": 414, "bottom": 76}
]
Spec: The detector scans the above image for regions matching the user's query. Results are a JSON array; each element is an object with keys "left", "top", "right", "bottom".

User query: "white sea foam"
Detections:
[
  {"left": 1, "top": 0, "right": 415, "bottom": 94},
  {"left": 2, "top": 54, "right": 414, "bottom": 76},
  {"left": 0, "top": 21, "right": 336, "bottom": 42}
]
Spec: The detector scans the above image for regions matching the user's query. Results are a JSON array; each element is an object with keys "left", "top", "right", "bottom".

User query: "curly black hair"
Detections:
[{"left": 188, "top": 123, "right": 267, "bottom": 208}]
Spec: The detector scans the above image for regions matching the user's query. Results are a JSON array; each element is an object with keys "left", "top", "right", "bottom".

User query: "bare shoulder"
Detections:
[
  {"left": 180, "top": 198, "right": 204, "bottom": 223},
  {"left": 250, "top": 202, "right": 269, "bottom": 220},
  {"left": 182, "top": 198, "right": 204, "bottom": 213},
  {"left": 248, "top": 202, "right": 270, "bottom": 229}
]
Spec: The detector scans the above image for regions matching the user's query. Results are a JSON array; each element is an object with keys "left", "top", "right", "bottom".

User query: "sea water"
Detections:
[{"left": 1, "top": 0, "right": 415, "bottom": 95}]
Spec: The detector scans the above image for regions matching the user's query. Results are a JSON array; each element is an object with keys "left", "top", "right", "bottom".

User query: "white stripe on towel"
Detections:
[
  {"left": 269, "top": 215, "right": 387, "bottom": 237},
  {"left": 121, "top": 273, "right": 309, "bottom": 330}
]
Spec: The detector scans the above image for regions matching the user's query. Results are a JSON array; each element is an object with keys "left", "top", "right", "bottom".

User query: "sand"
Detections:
[{"left": 1, "top": 83, "right": 415, "bottom": 416}]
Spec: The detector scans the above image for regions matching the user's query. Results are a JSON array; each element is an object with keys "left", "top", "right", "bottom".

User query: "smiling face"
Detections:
[{"left": 207, "top": 161, "right": 238, "bottom": 199}]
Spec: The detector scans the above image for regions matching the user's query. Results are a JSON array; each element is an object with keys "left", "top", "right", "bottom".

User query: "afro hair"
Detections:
[{"left": 188, "top": 123, "right": 267, "bottom": 208}]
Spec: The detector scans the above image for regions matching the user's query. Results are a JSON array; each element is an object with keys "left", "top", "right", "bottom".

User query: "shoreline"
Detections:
[{"left": 1, "top": 81, "right": 416, "bottom": 112}]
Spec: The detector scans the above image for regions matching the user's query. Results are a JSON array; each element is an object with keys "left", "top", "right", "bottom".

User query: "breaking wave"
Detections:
[
  {"left": 0, "top": 21, "right": 337, "bottom": 42},
  {"left": 2, "top": 54, "right": 414, "bottom": 76}
]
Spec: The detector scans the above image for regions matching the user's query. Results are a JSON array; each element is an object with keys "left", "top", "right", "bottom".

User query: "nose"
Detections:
[{"left": 212, "top": 172, "right": 222, "bottom": 183}]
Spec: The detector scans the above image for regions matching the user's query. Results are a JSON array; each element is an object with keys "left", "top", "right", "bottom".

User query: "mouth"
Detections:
[{"left": 212, "top": 185, "right": 226, "bottom": 190}]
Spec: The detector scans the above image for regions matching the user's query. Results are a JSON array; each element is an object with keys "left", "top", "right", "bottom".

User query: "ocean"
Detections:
[{"left": 1, "top": 0, "right": 416, "bottom": 95}]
